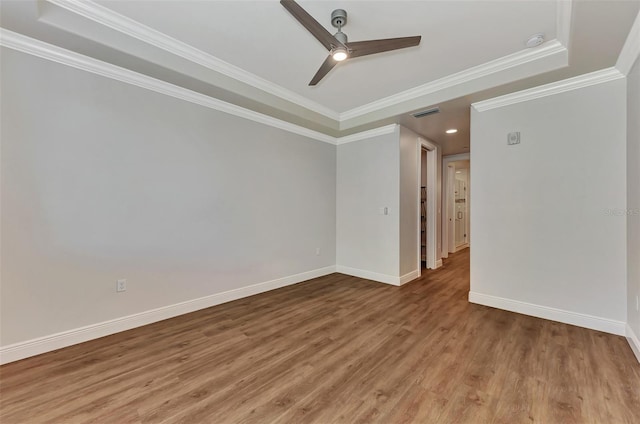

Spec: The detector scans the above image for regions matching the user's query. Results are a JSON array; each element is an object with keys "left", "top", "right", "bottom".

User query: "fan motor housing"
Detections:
[
  {"left": 331, "top": 9, "right": 347, "bottom": 28},
  {"left": 334, "top": 31, "right": 348, "bottom": 44}
]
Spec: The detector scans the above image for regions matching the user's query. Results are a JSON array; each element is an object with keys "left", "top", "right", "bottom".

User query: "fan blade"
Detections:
[
  {"left": 346, "top": 36, "right": 421, "bottom": 58},
  {"left": 309, "top": 55, "right": 338, "bottom": 86},
  {"left": 280, "top": 0, "right": 346, "bottom": 51}
]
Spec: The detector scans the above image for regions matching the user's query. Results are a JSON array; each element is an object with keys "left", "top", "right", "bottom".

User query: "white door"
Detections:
[
  {"left": 446, "top": 166, "right": 456, "bottom": 254},
  {"left": 454, "top": 173, "right": 467, "bottom": 247}
]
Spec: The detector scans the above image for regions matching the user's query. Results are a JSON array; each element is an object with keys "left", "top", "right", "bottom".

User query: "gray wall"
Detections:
[
  {"left": 336, "top": 130, "right": 400, "bottom": 279},
  {"left": 399, "top": 126, "right": 443, "bottom": 275},
  {"left": 628, "top": 58, "right": 640, "bottom": 340},
  {"left": 399, "top": 126, "right": 419, "bottom": 276},
  {"left": 470, "top": 78, "right": 627, "bottom": 325},
  {"left": 0, "top": 48, "right": 336, "bottom": 345}
]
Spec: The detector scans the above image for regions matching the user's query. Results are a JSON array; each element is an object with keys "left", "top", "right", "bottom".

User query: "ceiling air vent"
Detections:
[{"left": 411, "top": 107, "right": 440, "bottom": 118}]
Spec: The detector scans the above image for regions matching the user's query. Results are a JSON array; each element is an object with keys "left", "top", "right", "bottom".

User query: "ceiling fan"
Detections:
[{"left": 280, "top": 0, "right": 422, "bottom": 86}]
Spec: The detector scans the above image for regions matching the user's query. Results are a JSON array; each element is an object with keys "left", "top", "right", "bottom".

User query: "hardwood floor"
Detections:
[{"left": 1, "top": 249, "right": 639, "bottom": 423}]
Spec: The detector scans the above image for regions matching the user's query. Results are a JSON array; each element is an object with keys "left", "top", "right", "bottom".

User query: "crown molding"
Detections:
[
  {"left": 471, "top": 67, "right": 624, "bottom": 112},
  {"left": 0, "top": 29, "right": 401, "bottom": 147},
  {"left": 443, "top": 153, "right": 470, "bottom": 162},
  {"left": 339, "top": 40, "right": 567, "bottom": 121},
  {"left": 46, "top": 0, "right": 574, "bottom": 126},
  {"left": 336, "top": 124, "right": 398, "bottom": 145},
  {"left": 339, "top": 0, "right": 572, "bottom": 122},
  {"left": 615, "top": 9, "right": 640, "bottom": 75},
  {"left": 0, "top": 29, "right": 337, "bottom": 145},
  {"left": 46, "top": 0, "right": 341, "bottom": 121}
]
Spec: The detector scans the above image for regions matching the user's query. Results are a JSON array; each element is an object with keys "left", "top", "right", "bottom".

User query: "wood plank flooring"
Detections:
[{"left": 1, "top": 249, "right": 639, "bottom": 423}]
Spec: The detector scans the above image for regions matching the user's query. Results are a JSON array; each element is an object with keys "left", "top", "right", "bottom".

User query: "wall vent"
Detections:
[{"left": 411, "top": 107, "right": 440, "bottom": 118}]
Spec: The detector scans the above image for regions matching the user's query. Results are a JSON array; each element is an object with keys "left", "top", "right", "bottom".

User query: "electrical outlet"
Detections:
[
  {"left": 316, "top": 247, "right": 321, "bottom": 256},
  {"left": 117, "top": 279, "right": 127, "bottom": 293}
]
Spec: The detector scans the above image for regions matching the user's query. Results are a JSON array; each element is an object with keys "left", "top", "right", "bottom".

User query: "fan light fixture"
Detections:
[{"left": 332, "top": 48, "right": 348, "bottom": 61}]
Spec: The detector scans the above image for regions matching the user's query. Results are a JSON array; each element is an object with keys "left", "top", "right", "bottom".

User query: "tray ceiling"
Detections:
[{"left": 1, "top": 0, "right": 639, "bottom": 155}]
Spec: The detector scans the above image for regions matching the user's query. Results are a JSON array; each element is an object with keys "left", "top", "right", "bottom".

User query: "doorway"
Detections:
[
  {"left": 420, "top": 148, "right": 428, "bottom": 268},
  {"left": 442, "top": 154, "right": 470, "bottom": 256},
  {"left": 454, "top": 168, "right": 469, "bottom": 249},
  {"left": 417, "top": 139, "right": 438, "bottom": 271}
]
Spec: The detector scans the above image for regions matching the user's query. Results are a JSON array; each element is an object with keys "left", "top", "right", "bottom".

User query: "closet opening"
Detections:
[{"left": 417, "top": 141, "right": 437, "bottom": 272}]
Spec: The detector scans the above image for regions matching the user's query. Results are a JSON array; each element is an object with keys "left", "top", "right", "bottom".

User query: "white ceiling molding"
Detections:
[
  {"left": 45, "top": 0, "right": 574, "bottom": 127},
  {"left": 45, "top": 0, "right": 341, "bottom": 121},
  {"left": 443, "top": 153, "right": 471, "bottom": 161},
  {"left": 556, "top": 0, "right": 573, "bottom": 49},
  {"left": 339, "top": 1, "right": 573, "bottom": 121},
  {"left": 0, "top": 29, "right": 337, "bottom": 145},
  {"left": 335, "top": 124, "right": 398, "bottom": 145},
  {"left": 339, "top": 40, "right": 568, "bottom": 121},
  {"left": 0, "top": 29, "right": 400, "bottom": 147},
  {"left": 471, "top": 67, "right": 624, "bottom": 112},
  {"left": 615, "top": 9, "right": 640, "bottom": 76}
]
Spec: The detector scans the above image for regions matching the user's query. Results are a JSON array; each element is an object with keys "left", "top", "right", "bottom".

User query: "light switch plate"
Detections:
[{"left": 117, "top": 279, "right": 127, "bottom": 292}]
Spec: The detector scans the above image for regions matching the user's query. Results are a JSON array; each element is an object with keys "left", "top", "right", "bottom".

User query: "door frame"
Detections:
[
  {"left": 442, "top": 153, "right": 470, "bottom": 255},
  {"left": 454, "top": 168, "right": 470, "bottom": 250},
  {"left": 445, "top": 165, "right": 455, "bottom": 258},
  {"left": 417, "top": 139, "right": 438, "bottom": 270}
]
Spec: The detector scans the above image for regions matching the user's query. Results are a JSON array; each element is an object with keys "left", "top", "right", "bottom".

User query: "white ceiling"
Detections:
[
  {"left": 1, "top": 0, "right": 639, "bottom": 155},
  {"left": 96, "top": 0, "right": 557, "bottom": 112}
]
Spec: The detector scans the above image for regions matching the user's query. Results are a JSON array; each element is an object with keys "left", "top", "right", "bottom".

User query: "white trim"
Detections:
[
  {"left": 615, "top": 10, "right": 640, "bottom": 75},
  {"left": 626, "top": 324, "right": 640, "bottom": 364},
  {"left": 416, "top": 138, "right": 439, "bottom": 270},
  {"left": 472, "top": 67, "right": 624, "bottom": 112},
  {"left": 417, "top": 144, "right": 426, "bottom": 267},
  {"left": 556, "top": 0, "right": 573, "bottom": 49},
  {"left": 0, "top": 30, "right": 408, "bottom": 147},
  {"left": 444, "top": 165, "right": 455, "bottom": 256},
  {"left": 340, "top": 40, "right": 567, "bottom": 121},
  {"left": 336, "top": 265, "right": 400, "bottom": 286},
  {"left": 44, "top": 0, "right": 573, "bottom": 124},
  {"left": 0, "top": 29, "right": 337, "bottom": 145},
  {"left": 443, "top": 153, "right": 471, "bottom": 162},
  {"left": 0, "top": 265, "right": 337, "bottom": 365},
  {"left": 45, "top": 0, "right": 340, "bottom": 120},
  {"left": 434, "top": 259, "right": 443, "bottom": 269},
  {"left": 468, "top": 291, "right": 626, "bottom": 336},
  {"left": 399, "top": 270, "right": 421, "bottom": 286},
  {"left": 336, "top": 124, "right": 398, "bottom": 145}
]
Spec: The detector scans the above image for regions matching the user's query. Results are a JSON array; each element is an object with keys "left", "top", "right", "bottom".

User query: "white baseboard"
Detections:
[
  {"left": 434, "top": 259, "right": 443, "bottom": 269},
  {"left": 0, "top": 265, "right": 336, "bottom": 365},
  {"left": 453, "top": 243, "right": 469, "bottom": 253},
  {"left": 336, "top": 265, "right": 400, "bottom": 286},
  {"left": 468, "top": 291, "right": 626, "bottom": 336},
  {"left": 627, "top": 324, "right": 640, "bottom": 363},
  {"left": 399, "top": 269, "right": 420, "bottom": 286}
]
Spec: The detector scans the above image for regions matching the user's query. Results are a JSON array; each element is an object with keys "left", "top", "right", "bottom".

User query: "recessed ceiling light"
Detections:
[
  {"left": 526, "top": 33, "right": 545, "bottom": 48},
  {"left": 446, "top": 129, "right": 458, "bottom": 134}
]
